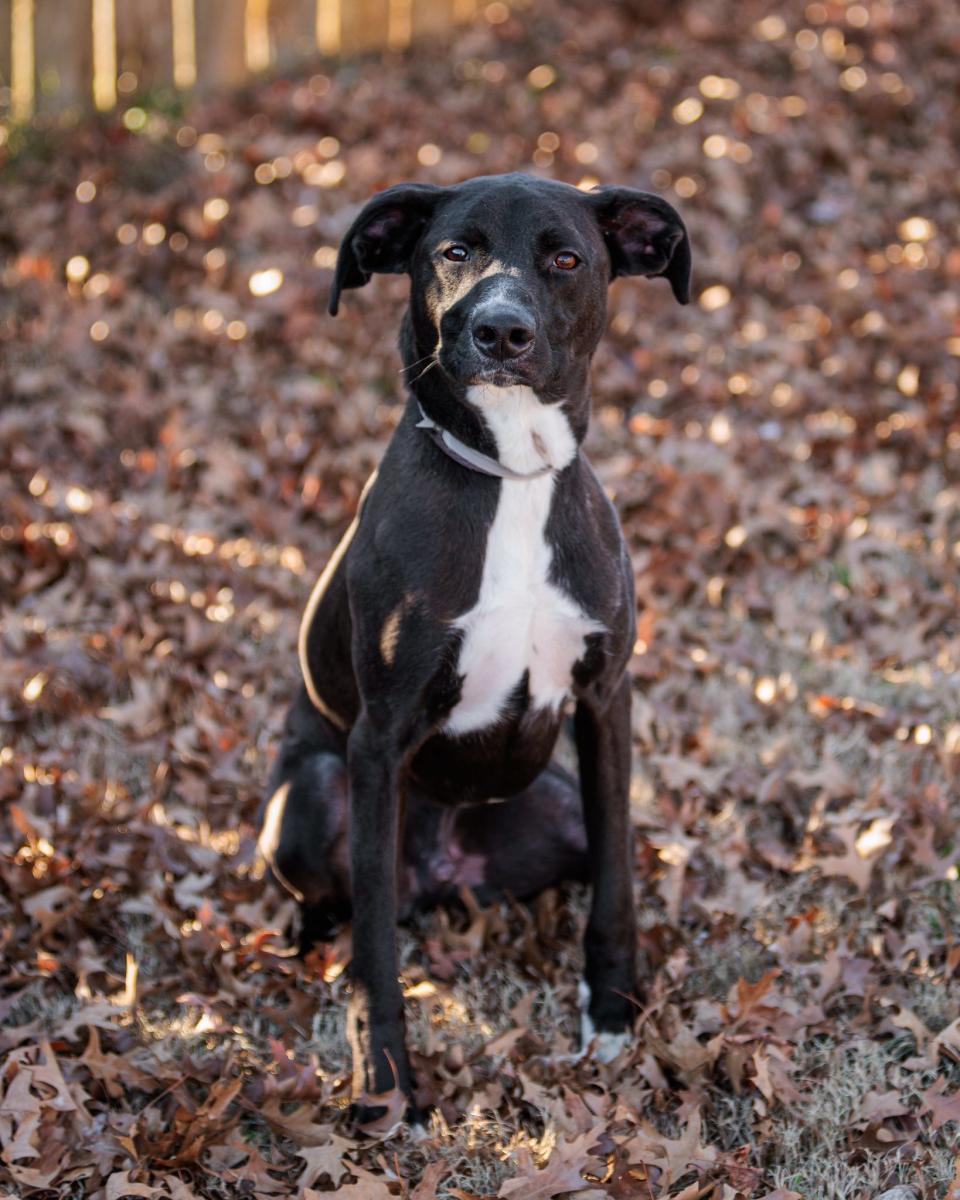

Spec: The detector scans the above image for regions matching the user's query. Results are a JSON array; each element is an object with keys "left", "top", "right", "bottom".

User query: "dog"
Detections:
[{"left": 259, "top": 173, "right": 690, "bottom": 1120}]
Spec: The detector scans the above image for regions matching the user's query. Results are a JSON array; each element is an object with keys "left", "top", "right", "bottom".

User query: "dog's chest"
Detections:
[{"left": 443, "top": 387, "right": 604, "bottom": 736}]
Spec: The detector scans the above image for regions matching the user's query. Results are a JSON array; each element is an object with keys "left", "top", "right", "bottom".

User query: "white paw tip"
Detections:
[
  {"left": 578, "top": 980, "right": 631, "bottom": 1062},
  {"left": 409, "top": 1120, "right": 430, "bottom": 1143},
  {"left": 593, "top": 1029, "right": 632, "bottom": 1063}
]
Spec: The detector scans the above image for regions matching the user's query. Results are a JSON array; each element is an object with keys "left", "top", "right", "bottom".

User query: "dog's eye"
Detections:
[
  {"left": 553, "top": 251, "right": 580, "bottom": 270},
  {"left": 443, "top": 245, "right": 470, "bottom": 262}
]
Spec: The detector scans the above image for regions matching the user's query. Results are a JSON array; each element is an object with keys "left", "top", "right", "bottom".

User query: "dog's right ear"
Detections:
[{"left": 328, "top": 183, "right": 447, "bottom": 315}]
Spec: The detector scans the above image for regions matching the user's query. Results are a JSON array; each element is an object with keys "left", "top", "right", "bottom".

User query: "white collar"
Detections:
[{"left": 415, "top": 404, "right": 553, "bottom": 481}]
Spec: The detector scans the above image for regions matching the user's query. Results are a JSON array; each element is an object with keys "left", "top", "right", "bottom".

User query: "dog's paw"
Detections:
[
  {"left": 351, "top": 1088, "right": 408, "bottom": 1137},
  {"left": 408, "top": 1115, "right": 432, "bottom": 1142},
  {"left": 352, "top": 1093, "right": 432, "bottom": 1138},
  {"left": 578, "top": 981, "right": 633, "bottom": 1063},
  {"left": 592, "top": 1028, "right": 632, "bottom": 1063}
]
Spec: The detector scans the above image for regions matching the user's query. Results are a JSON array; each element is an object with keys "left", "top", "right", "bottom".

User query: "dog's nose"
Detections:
[{"left": 472, "top": 306, "right": 536, "bottom": 360}]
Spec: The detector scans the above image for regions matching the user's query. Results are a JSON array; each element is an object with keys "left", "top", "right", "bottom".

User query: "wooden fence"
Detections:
[{"left": 0, "top": 0, "right": 478, "bottom": 121}]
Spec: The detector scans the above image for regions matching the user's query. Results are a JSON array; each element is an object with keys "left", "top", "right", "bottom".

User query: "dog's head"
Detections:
[{"left": 329, "top": 173, "right": 690, "bottom": 401}]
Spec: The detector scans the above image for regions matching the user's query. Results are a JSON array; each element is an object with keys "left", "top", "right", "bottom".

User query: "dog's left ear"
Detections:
[
  {"left": 588, "top": 187, "right": 692, "bottom": 305},
  {"left": 329, "top": 182, "right": 447, "bottom": 315}
]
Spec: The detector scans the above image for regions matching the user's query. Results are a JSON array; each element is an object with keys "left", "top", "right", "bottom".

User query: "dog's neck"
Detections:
[
  {"left": 400, "top": 322, "right": 592, "bottom": 477},
  {"left": 414, "top": 401, "right": 555, "bottom": 481},
  {"left": 410, "top": 364, "right": 500, "bottom": 459}
]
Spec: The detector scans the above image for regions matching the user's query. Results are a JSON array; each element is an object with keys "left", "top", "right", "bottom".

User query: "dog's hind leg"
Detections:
[
  {"left": 259, "top": 689, "right": 351, "bottom": 951},
  {"left": 446, "top": 761, "right": 588, "bottom": 905}
]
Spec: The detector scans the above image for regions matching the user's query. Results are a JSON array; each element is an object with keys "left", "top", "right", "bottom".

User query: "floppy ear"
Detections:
[
  {"left": 588, "top": 187, "right": 692, "bottom": 304},
  {"left": 328, "top": 182, "right": 447, "bottom": 315}
]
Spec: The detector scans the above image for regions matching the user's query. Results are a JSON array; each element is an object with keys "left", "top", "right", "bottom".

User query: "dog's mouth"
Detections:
[
  {"left": 469, "top": 362, "right": 535, "bottom": 388},
  {"left": 435, "top": 341, "right": 542, "bottom": 392}
]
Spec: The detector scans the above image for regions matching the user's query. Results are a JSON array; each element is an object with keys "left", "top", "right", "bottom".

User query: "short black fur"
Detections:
[{"left": 260, "top": 173, "right": 690, "bottom": 1121}]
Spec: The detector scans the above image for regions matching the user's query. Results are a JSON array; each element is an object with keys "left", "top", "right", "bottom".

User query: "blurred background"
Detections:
[{"left": 1, "top": 2, "right": 959, "bottom": 1197}]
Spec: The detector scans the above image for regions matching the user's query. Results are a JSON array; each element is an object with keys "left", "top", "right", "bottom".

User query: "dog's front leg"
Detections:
[
  {"left": 574, "top": 673, "right": 637, "bottom": 1056},
  {"left": 346, "top": 715, "right": 414, "bottom": 1113}
]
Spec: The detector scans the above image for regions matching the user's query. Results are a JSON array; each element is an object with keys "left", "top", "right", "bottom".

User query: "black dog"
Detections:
[{"left": 259, "top": 173, "right": 690, "bottom": 1118}]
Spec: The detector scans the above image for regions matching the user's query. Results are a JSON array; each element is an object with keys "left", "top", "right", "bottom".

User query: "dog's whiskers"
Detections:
[
  {"left": 400, "top": 353, "right": 436, "bottom": 376},
  {"left": 408, "top": 357, "right": 439, "bottom": 385}
]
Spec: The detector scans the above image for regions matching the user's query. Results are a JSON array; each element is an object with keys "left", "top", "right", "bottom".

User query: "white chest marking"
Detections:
[{"left": 443, "top": 385, "right": 604, "bottom": 737}]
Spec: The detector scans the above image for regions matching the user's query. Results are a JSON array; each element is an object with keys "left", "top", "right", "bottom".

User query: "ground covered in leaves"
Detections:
[{"left": 2, "top": 0, "right": 960, "bottom": 1196}]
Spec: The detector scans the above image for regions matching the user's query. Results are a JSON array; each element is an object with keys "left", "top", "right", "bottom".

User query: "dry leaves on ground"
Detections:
[{"left": 2, "top": 0, "right": 960, "bottom": 1197}]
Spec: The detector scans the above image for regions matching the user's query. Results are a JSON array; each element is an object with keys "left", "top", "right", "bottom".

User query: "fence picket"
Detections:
[
  {"left": 342, "top": 0, "right": 390, "bottom": 54},
  {"left": 171, "top": 0, "right": 196, "bottom": 88},
  {"left": 0, "top": 0, "right": 10, "bottom": 101},
  {"left": 268, "top": 0, "right": 314, "bottom": 69},
  {"left": 411, "top": 0, "right": 452, "bottom": 39},
  {"left": 194, "top": 0, "right": 246, "bottom": 89},
  {"left": 10, "top": 0, "right": 33, "bottom": 119},
  {"left": 116, "top": 0, "right": 174, "bottom": 96},
  {"left": 33, "top": 0, "right": 92, "bottom": 114}
]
